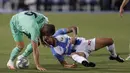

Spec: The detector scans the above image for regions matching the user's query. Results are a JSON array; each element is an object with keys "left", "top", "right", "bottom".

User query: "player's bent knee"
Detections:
[
  {"left": 16, "top": 42, "right": 25, "bottom": 50},
  {"left": 17, "top": 46, "right": 24, "bottom": 51},
  {"left": 95, "top": 38, "right": 114, "bottom": 50},
  {"left": 107, "top": 38, "right": 114, "bottom": 45}
]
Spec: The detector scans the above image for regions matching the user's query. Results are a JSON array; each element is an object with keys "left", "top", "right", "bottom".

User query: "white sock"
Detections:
[
  {"left": 7, "top": 60, "right": 14, "bottom": 66},
  {"left": 71, "top": 54, "right": 89, "bottom": 64},
  {"left": 106, "top": 44, "right": 117, "bottom": 57}
]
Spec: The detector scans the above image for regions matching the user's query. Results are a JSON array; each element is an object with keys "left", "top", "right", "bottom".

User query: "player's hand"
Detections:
[
  {"left": 119, "top": 8, "right": 124, "bottom": 17},
  {"left": 36, "top": 66, "right": 47, "bottom": 71},
  {"left": 64, "top": 64, "right": 77, "bottom": 68}
]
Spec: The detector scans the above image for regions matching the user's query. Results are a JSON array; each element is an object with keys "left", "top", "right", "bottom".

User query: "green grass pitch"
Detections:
[{"left": 0, "top": 12, "right": 130, "bottom": 73}]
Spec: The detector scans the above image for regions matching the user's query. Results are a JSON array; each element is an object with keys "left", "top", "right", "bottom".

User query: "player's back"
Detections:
[
  {"left": 17, "top": 11, "right": 48, "bottom": 28},
  {"left": 11, "top": 11, "right": 49, "bottom": 34}
]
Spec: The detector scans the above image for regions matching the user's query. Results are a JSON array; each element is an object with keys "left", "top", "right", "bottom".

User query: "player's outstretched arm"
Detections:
[
  {"left": 52, "top": 51, "right": 77, "bottom": 68},
  {"left": 66, "top": 26, "right": 78, "bottom": 37},
  {"left": 31, "top": 41, "right": 46, "bottom": 71},
  {"left": 120, "top": 0, "right": 129, "bottom": 17},
  {"left": 66, "top": 26, "right": 79, "bottom": 45},
  {"left": 53, "top": 26, "right": 78, "bottom": 37}
]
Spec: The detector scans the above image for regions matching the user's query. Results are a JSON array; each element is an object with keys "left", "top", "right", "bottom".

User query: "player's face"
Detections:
[{"left": 44, "top": 36, "right": 56, "bottom": 46}]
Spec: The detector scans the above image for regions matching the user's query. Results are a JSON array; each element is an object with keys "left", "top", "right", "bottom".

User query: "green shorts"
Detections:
[{"left": 10, "top": 15, "right": 23, "bottom": 42}]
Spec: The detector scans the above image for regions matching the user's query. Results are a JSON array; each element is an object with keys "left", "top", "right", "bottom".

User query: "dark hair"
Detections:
[
  {"left": 41, "top": 24, "right": 55, "bottom": 36},
  {"left": 45, "top": 24, "right": 55, "bottom": 35},
  {"left": 40, "top": 24, "right": 55, "bottom": 45}
]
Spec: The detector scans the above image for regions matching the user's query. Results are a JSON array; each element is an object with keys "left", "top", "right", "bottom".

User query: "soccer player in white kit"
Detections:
[{"left": 43, "top": 26, "right": 124, "bottom": 68}]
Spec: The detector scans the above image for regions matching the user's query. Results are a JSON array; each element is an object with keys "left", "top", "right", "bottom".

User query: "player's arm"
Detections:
[
  {"left": 51, "top": 48, "right": 76, "bottom": 68},
  {"left": 31, "top": 41, "right": 42, "bottom": 69},
  {"left": 54, "top": 26, "right": 78, "bottom": 45},
  {"left": 53, "top": 53, "right": 76, "bottom": 68},
  {"left": 60, "top": 60, "right": 77, "bottom": 68},
  {"left": 54, "top": 26, "right": 78, "bottom": 37},
  {"left": 120, "top": 0, "right": 129, "bottom": 9},
  {"left": 66, "top": 26, "right": 78, "bottom": 45},
  {"left": 31, "top": 40, "right": 46, "bottom": 71},
  {"left": 66, "top": 26, "right": 78, "bottom": 37},
  {"left": 30, "top": 26, "right": 46, "bottom": 71},
  {"left": 120, "top": 0, "right": 129, "bottom": 17}
]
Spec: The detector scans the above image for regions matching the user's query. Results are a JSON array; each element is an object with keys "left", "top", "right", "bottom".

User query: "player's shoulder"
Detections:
[{"left": 53, "top": 28, "right": 67, "bottom": 37}]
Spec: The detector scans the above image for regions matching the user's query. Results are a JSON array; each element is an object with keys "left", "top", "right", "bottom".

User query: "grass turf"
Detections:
[{"left": 0, "top": 12, "right": 130, "bottom": 73}]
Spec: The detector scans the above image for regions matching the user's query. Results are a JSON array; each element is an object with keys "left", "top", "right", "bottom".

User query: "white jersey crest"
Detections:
[{"left": 55, "top": 35, "right": 70, "bottom": 43}]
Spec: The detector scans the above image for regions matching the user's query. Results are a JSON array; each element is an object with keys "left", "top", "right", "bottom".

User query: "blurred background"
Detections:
[{"left": 0, "top": 0, "right": 130, "bottom": 13}]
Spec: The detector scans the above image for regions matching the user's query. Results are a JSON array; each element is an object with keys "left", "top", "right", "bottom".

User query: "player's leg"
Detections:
[
  {"left": 95, "top": 38, "right": 124, "bottom": 62},
  {"left": 72, "top": 38, "right": 96, "bottom": 67},
  {"left": 95, "top": 38, "right": 117, "bottom": 56},
  {"left": 16, "top": 43, "right": 32, "bottom": 66},
  {"left": 21, "top": 43, "right": 33, "bottom": 57},
  {"left": 7, "top": 41, "right": 24, "bottom": 69},
  {"left": 7, "top": 21, "right": 24, "bottom": 70},
  {"left": 18, "top": 40, "right": 41, "bottom": 59},
  {"left": 17, "top": 43, "right": 33, "bottom": 60},
  {"left": 71, "top": 52, "right": 95, "bottom": 67}
]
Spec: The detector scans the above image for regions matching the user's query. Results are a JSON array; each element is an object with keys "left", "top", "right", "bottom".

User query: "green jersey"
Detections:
[{"left": 10, "top": 11, "right": 49, "bottom": 42}]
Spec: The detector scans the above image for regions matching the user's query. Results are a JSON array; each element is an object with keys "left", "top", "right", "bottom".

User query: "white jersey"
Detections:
[{"left": 51, "top": 28, "right": 96, "bottom": 61}]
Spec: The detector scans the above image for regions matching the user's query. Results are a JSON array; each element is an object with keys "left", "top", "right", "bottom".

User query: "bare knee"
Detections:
[
  {"left": 16, "top": 42, "right": 24, "bottom": 50},
  {"left": 106, "top": 38, "right": 114, "bottom": 46},
  {"left": 95, "top": 38, "right": 114, "bottom": 50}
]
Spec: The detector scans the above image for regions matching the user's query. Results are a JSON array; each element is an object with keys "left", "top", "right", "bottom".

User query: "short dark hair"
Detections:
[
  {"left": 41, "top": 24, "right": 55, "bottom": 36},
  {"left": 40, "top": 24, "right": 55, "bottom": 45}
]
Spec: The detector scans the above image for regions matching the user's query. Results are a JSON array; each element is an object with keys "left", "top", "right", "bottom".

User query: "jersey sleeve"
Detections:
[
  {"left": 51, "top": 47, "right": 64, "bottom": 62},
  {"left": 53, "top": 28, "right": 67, "bottom": 37}
]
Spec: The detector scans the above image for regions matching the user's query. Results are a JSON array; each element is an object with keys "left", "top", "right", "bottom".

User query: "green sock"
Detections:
[
  {"left": 22, "top": 43, "right": 33, "bottom": 57},
  {"left": 9, "top": 47, "right": 21, "bottom": 61}
]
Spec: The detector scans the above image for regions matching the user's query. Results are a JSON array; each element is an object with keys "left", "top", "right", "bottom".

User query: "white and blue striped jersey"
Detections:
[{"left": 51, "top": 28, "right": 82, "bottom": 62}]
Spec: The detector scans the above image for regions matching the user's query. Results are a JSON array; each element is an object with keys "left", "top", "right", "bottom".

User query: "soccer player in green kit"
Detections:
[{"left": 7, "top": 11, "right": 55, "bottom": 71}]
